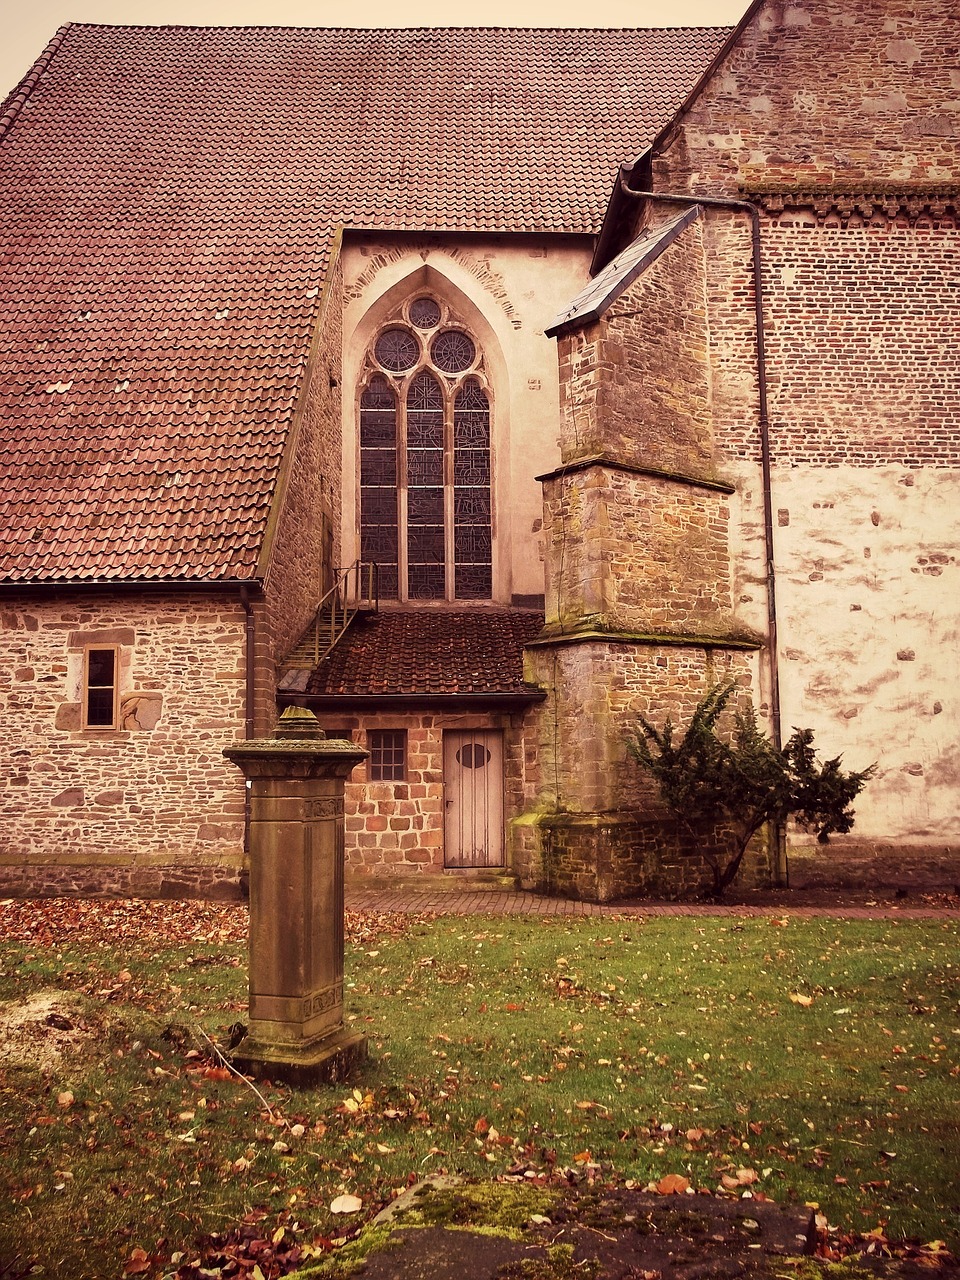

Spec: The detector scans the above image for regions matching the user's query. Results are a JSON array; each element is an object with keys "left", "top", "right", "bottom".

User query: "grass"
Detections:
[{"left": 0, "top": 908, "right": 957, "bottom": 1278}]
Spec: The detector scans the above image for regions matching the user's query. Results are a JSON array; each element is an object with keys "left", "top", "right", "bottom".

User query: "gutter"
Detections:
[
  {"left": 615, "top": 175, "right": 782, "bottom": 752},
  {"left": 0, "top": 577, "right": 264, "bottom": 597}
]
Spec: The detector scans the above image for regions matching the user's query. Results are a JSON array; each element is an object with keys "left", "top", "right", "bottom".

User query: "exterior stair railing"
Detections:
[
  {"left": 312, "top": 561, "right": 379, "bottom": 665},
  {"left": 277, "top": 562, "right": 379, "bottom": 693}
]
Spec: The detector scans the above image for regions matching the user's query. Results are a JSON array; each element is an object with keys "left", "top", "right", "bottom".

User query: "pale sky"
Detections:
[{"left": 4, "top": 0, "right": 750, "bottom": 98}]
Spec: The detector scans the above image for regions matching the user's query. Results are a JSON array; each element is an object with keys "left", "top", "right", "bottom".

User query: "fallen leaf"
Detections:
[
  {"left": 57, "top": 1090, "right": 74, "bottom": 1110},
  {"left": 656, "top": 1174, "right": 690, "bottom": 1195},
  {"left": 331, "top": 1194, "right": 363, "bottom": 1214},
  {"left": 789, "top": 992, "right": 814, "bottom": 1007}
]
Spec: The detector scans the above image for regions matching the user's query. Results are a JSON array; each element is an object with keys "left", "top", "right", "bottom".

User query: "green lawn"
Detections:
[{"left": 0, "top": 908, "right": 957, "bottom": 1278}]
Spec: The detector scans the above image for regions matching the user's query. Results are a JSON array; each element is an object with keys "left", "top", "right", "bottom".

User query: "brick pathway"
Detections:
[{"left": 345, "top": 886, "right": 960, "bottom": 920}]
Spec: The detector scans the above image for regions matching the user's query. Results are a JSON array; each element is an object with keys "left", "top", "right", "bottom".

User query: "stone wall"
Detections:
[
  {"left": 311, "top": 709, "right": 527, "bottom": 879},
  {"left": 0, "top": 591, "right": 247, "bottom": 897},
  {"left": 634, "top": 0, "right": 960, "bottom": 880},
  {"left": 557, "top": 214, "right": 716, "bottom": 478},
  {"left": 541, "top": 463, "right": 740, "bottom": 640},
  {"left": 652, "top": 0, "right": 959, "bottom": 196},
  {"left": 513, "top": 638, "right": 768, "bottom": 900}
]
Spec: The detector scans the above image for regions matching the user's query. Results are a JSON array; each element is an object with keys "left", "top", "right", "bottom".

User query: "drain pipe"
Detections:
[{"left": 617, "top": 174, "right": 782, "bottom": 752}]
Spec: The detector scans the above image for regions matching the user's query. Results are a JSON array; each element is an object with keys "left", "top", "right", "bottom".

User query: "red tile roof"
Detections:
[
  {"left": 305, "top": 607, "right": 544, "bottom": 697},
  {"left": 0, "top": 25, "right": 729, "bottom": 583}
]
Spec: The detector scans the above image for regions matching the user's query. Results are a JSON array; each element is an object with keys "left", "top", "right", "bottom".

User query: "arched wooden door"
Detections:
[{"left": 443, "top": 730, "right": 504, "bottom": 868}]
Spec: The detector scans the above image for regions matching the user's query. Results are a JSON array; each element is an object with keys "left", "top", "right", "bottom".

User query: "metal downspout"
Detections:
[{"left": 616, "top": 176, "right": 786, "bottom": 885}]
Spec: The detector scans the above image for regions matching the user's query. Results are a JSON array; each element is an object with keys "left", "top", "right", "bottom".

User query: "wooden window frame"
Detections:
[
  {"left": 82, "top": 645, "right": 120, "bottom": 730},
  {"left": 368, "top": 728, "right": 407, "bottom": 781}
]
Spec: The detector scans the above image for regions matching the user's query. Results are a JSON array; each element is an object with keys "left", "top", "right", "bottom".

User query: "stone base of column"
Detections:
[{"left": 232, "top": 1030, "right": 368, "bottom": 1087}]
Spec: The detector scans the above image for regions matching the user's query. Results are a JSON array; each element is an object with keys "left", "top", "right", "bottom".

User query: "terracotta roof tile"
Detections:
[
  {"left": 305, "top": 607, "right": 545, "bottom": 697},
  {"left": 0, "top": 25, "right": 728, "bottom": 582}
]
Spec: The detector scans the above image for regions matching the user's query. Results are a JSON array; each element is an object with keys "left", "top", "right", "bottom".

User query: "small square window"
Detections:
[
  {"left": 83, "top": 647, "right": 118, "bottom": 728},
  {"left": 369, "top": 729, "right": 406, "bottom": 781}
]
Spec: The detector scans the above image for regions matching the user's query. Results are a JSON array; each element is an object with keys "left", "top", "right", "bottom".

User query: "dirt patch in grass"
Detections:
[{"left": 0, "top": 990, "right": 95, "bottom": 1073}]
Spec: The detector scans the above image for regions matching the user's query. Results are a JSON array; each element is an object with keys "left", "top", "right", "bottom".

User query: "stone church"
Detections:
[{"left": 1, "top": 0, "right": 957, "bottom": 901}]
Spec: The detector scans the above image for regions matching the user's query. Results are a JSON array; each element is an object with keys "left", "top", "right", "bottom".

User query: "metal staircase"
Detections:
[{"left": 278, "top": 561, "right": 379, "bottom": 692}]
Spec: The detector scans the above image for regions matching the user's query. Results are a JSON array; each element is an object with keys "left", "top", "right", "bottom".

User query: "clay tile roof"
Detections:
[
  {"left": 305, "top": 607, "right": 545, "bottom": 697},
  {"left": 0, "top": 25, "right": 729, "bottom": 583}
]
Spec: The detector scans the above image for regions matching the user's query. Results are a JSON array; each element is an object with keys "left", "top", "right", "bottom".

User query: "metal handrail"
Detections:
[{"left": 312, "top": 561, "right": 380, "bottom": 665}]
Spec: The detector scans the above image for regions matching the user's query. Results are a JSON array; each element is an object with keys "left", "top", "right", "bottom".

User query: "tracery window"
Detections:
[{"left": 359, "top": 296, "right": 492, "bottom": 601}]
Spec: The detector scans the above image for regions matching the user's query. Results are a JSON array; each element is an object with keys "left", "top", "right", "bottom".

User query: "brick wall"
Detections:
[
  {"left": 311, "top": 710, "right": 526, "bottom": 878},
  {"left": 0, "top": 591, "right": 247, "bottom": 897}
]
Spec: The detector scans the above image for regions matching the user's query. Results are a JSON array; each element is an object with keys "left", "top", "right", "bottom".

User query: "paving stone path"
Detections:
[{"left": 345, "top": 885, "right": 960, "bottom": 920}]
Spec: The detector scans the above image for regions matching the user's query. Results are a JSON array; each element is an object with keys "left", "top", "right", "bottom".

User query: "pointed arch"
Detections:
[{"left": 354, "top": 283, "right": 495, "bottom": 601}]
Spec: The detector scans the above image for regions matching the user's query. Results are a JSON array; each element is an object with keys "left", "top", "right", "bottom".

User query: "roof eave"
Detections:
[
  {"left": 0, "top": 576, "right": 264, "bottom": 597},
  {"left": 285, "top": 690, "right": 547, "bottom": 711}
]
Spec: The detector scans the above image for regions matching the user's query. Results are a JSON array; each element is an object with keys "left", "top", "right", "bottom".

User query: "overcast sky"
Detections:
[{"left": 5, "top": 0, "right": 749, "bottom": 98}]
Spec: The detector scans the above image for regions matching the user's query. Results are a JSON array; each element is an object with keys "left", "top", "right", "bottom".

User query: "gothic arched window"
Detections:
[{"left": 359, "top": 296, "right": 492, "bottom": 600}]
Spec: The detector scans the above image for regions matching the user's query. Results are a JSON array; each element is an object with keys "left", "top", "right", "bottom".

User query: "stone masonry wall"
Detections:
[
  {"left": 0, "top": 591, "right": 248, "bottom": 897},
  {"left": 541, "top": 465, "right": 739, "bottom": 639},
  {"left": 638, "top": 0, "right": 960, "bottom": 876},
  {"left": 556, "top": 217, "right": 716, "bottom": 479},
  {"left": 513, "top": 640, "right": 768, "bottom": 899},
  {"left": 311, "top": 710, "right": 526, "bottom": 878},
  {"left": 257, "top": 251, "right": 345, "bottom": 735},
  {"left": 521, "top": 638, "right": 758, "bottom": 818},
  {"left": 652, "top": 0, "right": 959, "bottom": 197}
]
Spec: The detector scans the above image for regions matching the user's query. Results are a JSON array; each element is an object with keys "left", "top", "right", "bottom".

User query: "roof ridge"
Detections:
[
  {"left": 0, "top": 23, "right": 73, "bottom": 148},
  {"left": 54, "top": 22, "right": 732, "bottom": 34}
]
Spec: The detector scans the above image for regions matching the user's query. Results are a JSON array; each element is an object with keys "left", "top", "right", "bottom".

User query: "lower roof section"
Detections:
[{"left": 298, "top": 607, "right": 546, "bottom": 702}]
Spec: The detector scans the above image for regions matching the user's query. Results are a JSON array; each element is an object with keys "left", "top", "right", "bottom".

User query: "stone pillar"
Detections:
[{"left": 223, "top": 706, "right": 368, "bottom": 1084}]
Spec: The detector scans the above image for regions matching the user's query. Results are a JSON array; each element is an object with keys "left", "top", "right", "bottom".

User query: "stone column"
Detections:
[{"left": 223, "top": 706, "right": 368, "bottom": 1084}]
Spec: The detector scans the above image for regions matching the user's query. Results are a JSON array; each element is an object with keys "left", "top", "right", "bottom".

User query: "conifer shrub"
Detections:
[{"left": 627, "top": 684, "right": 875, "bottom": 897}]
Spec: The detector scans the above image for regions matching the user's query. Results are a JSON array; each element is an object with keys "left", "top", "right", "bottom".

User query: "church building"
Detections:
[{"left": 1, "top": 0, "right": 957, "bottom": 900}]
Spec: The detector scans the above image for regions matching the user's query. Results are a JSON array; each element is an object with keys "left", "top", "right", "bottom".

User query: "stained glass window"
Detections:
[
  {"left": 359, "top": 304, "right": 492, "bottom": 601},
  {"left": 410, "top": 297, "right": 441, "bottom": 329},
  {"left": 375, "top": 327, "right": 419, "bottom": 372},
  {"left": 360, "top": 376, "right": 399, "bottom": 599},
  {"left": 453, "top": 378, "right": 492, "bottom": 600},
  {"left": 431, "top": 329, "right": 476, "bottom": 374}
]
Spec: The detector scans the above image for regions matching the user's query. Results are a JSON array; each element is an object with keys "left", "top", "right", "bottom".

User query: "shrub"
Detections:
[{"left": 626, "top": 684, "right": 874, "bottom": 897}]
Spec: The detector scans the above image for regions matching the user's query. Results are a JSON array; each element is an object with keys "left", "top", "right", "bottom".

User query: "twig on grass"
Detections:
[{"left": 191, "top": 1024, "right": 285, "bottom": 1126}]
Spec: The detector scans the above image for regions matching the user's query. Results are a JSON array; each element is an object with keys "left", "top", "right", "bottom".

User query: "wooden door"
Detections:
[{"left": 443, "top": 730, "right": 504, "bottom": 868}]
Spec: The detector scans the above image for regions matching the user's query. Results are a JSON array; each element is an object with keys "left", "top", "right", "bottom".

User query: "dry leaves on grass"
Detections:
[{"left": 0, "top": 898, "right": 424, "bottom": 950}]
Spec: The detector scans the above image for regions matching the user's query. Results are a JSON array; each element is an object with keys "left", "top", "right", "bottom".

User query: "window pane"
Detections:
[
  {"left": 369, "top": 729, "right": 406, "bottom": 781},
  {"left": 87, "top": 649, "right": 115, "bottom": 686},
  {"left": 454, "top": 564, "right": 492, "bottom": 599},
  {"left": 375, "top": 328, "right": 419, "bottom": 373},
  {"left": 86, "top": 687, "right": 115, "bottom": 726},
  {"left": 408, "top": 563, "right": 445, "bottom": 599},
  {"left": 431, "top": 330, "right": 476, "bottom": 374},
  {"left": 410, "top": 297, "right": 441, "bottom": 329},
  {"left": 408, "top": 489, "right": 444, "bottom": 524}
]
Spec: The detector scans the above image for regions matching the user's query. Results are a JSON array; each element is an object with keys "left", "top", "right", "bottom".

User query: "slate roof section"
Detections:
[
  {"left": 304, "top": 608, "right": 545, "bottom": 698},
  {"left": 546, "top": 205, "right": 701, "bottom": 337},
  {"left": 0, "top": 24, "right": 729, "bottom": 584}
]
